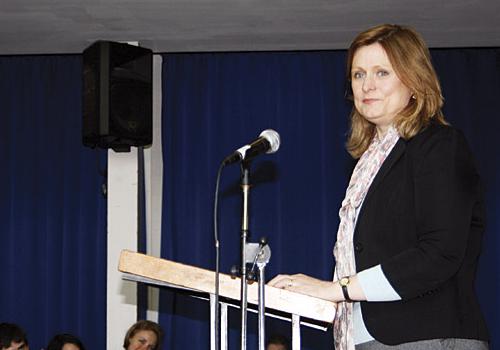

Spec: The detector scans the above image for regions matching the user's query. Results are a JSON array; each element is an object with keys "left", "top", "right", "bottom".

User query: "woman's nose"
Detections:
[{"left": 362, "top": 74, "right": 376, "bottom": 92}]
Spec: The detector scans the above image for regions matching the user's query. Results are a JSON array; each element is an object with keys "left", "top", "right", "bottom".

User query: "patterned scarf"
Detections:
[{"left": 333, "top": 125, "right": 400, "bottom": 350}]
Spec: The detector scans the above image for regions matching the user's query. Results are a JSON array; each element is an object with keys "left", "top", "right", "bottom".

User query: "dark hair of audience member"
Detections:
[
  {"left": 0, "top": 323, "right": 28, "bottom": 348},
  {"left": 46, "top": 333, "right": 85, "bottom": 350},
  {"left": 266, "top": 333, "right": 289, "bottom": 349}
]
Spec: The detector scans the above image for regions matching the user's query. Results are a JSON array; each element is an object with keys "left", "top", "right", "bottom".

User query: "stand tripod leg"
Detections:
[
  {"left": 221, "top": 302, "right": 228, "bottom": 350},
  {"left": 258, "top": 265, "right": 266, "bottom": 350},
  {"left": 292, "top": 314, "right": 301, "bottom": 350},
  {"left": 210, "top": 293, "right": 216, "bottom": 350}
]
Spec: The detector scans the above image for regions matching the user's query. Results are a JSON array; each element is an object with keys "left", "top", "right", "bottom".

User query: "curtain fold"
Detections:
[
  {"left": 0, "top": 55, "right": 107, "bottom": 349},
  {"left": 159, "top": 48, "right": 499, "bottom": 349}
]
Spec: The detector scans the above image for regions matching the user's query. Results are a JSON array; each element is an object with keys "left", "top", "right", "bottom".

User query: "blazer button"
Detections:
[{"left": 354, "top": 242, "right": 364, "bottom": 253}]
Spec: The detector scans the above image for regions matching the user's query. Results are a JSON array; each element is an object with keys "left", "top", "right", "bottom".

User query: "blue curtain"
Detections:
[
  {"left": 159, "top": 49, "right": 500, "bottom": 349},
  {"left": 432, "top": 48, "right": 500, "bottom": 349},
  {"left": 0, "top": 55, "right": 107, "bottom": 349},
  {"left": 159, "top": 51, "right": 349, "bottom": 349}
]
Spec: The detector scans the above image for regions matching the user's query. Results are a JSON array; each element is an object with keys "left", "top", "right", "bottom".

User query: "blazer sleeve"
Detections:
[{"left": 380, "top": 127, "right": 483, "bottom": 299}]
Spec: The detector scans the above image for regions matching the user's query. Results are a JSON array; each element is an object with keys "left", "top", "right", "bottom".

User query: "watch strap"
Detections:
[{"left": 340, "top": 277, "right": 353, "bottom": 302}]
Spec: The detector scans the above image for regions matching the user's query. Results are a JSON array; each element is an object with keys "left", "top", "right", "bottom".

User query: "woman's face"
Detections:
[
  {"left": 351, "top": 43, "right": 412, "bottom": 135},
  {"left": 127, "top": 330, "right": 157, "bottom": 350}
]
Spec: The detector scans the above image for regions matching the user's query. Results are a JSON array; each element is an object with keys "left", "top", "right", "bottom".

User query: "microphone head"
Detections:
[{"left": 259, "top": 129, "right": 280, "bottom": 154}]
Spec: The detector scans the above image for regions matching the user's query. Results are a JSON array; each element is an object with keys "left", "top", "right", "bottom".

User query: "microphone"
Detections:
[{"left": 223, "top": 129, "right": 281, "bottom": 165}]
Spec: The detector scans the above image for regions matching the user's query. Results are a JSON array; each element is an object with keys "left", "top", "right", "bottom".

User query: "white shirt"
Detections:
[{"left": 354, "top": 265, "right": 401, "bottom": 344}]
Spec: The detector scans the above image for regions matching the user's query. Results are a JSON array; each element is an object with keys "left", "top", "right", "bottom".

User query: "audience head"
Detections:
[
  {"left": 266, "top": 333, "right": 289, "bottom": 350},
  {"left": 123, "top": 320, "right": 163, "bottom": 350},
  {"left": 0, "top": 323, "right": 28, "bottom": 350},
  {"left": 46, "top": 334, "right": 85, "bottom": 350}
]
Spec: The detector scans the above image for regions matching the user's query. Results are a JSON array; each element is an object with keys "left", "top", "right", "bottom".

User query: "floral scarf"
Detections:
[{"left": 333, "top": 126, "right": 400, "bottom": 350}]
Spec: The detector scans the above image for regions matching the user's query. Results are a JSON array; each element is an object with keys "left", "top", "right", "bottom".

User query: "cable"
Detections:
[{"left": 213, "top": 161, "right": 225, "bottom": 350}]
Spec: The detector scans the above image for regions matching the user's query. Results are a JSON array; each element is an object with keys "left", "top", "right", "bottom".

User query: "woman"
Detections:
[
  {"left": 269, "top": 24, "right": 489, "bottom": 349},
  {"left": 123, "top": 320, "right": 163, "bottom": 350},
  {"left": 46, "top": 334, "right": 85, "bottom": 350}
]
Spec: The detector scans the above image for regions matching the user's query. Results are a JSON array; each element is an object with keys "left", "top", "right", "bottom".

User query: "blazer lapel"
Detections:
[{"left": 356, "top": 138, "right": 407, "bottom": 228}]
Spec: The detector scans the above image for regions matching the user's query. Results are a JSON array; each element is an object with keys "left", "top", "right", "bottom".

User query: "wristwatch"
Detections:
[{"left": 339, "top": 276, "right": 353, "bottom": 302}]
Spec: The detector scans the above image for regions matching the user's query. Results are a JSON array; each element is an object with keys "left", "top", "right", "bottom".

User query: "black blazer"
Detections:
[{"left": 354, "top": 122, "right": 489, "bottom": 345}]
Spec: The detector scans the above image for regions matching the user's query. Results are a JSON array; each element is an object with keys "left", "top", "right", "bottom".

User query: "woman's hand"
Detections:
[
  {"left": 268, "top": 273, "right": 367, "bottom": 303},
  {"left": 268, "top": 273, "right": 340, "bottom": 301}
]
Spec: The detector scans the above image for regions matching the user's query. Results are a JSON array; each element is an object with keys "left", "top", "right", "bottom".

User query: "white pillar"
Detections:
[
  {"left": 106, "top": 54, "right": 164, "bottom": 348},
  {"left": 145, "top": 54, "right": 164, "bottom": 322},
  {"left": 106, "top": 53, "right": 163, "bottom": 348},
  {"left": 107, "top": 148, "right": 138, "bottom": 350}
]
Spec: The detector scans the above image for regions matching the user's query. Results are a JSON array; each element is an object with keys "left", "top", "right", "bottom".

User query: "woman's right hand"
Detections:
[{"left": 268, "top": 273, "right": 340, "bottom": 301}]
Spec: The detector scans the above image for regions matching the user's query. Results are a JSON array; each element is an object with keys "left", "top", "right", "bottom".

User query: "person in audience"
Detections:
[
  {"left": 0, "top": 323, "right": 29, "bottom": 350},
  {"left": 46, "top": 334, "right": 85, "bottom": 350},
  {"left": 266, "top": 333, "right": 289, "bottom": 350},
  {"left": 123, "top": 320, "right": 164, "bottom": 350}
]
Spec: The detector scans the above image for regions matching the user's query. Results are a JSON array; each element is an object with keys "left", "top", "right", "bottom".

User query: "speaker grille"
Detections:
[{"left": 82, "top": 41, "right": 152, "bottom": 151}]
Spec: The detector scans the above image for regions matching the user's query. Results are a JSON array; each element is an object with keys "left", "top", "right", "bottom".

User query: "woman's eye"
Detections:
[
  {"left": 352, "top": 71, "right": 364, "bottom": 79},
  {"left": 377, "top": 70, "right": 389, "bottom": 77}
]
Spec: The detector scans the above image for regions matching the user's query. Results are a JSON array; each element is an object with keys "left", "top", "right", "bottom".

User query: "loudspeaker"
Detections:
[{"left": 83, "top": 41, "right": 153, "bottom": 152}]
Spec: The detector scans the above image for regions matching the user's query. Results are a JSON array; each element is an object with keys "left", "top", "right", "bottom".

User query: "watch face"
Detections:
[{"left": 340, "top": 277, "right": 349, "bottom": 286}]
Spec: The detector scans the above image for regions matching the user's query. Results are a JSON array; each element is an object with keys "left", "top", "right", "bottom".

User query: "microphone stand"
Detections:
[
  {"left": 238, "top": 160, "right": 272, "bottom": 350},
  {"left": 217, "top": 130, "right": 279, "bottom": 350},
  {"left": 254, "top": 238, "right": 271, "bottom": 350},
  {"left": 239, "top": 160, "right": 250, "bottom": 350}
]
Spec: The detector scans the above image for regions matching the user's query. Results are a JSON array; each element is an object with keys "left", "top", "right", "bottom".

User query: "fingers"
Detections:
[{"left": 268, "top": 274, "right": 293, "bottom": 289}]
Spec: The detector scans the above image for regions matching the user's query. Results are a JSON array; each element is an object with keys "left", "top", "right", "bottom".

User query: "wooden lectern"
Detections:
[{"left": 119, "top": 250, "right": 336, "bottom": 350}]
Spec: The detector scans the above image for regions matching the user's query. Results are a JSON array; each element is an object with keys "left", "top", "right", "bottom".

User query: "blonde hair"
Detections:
[{"left": 346, "top": 24, "right": 447, "bottom": 158}]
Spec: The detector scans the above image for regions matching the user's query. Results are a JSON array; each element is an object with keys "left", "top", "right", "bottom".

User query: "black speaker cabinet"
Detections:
[{"left": 83, "top": 41, "right": 153, "bottom": 152}]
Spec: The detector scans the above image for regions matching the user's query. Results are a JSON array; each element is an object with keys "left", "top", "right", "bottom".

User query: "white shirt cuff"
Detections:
[{"left": 357, "top": 265, "right": 401, "bottom": 302}]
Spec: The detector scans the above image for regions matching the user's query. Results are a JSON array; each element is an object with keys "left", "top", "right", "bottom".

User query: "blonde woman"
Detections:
[{"left": 270, "top": 24, "right": 489, "bottom": 350}]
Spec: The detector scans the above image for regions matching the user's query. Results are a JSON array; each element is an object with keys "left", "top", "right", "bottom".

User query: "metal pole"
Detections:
[
  {"left": 240, "top": 162, "right": 250, "bottom": 350},
  {"left": 258, "top": 264, "right": 266, "bottom": 350},
  {"left": 221, "top": 302, "right": 228, "bottom": 350},
  {"left": 210, "top": 294, "right": 216, "bottom": 350},
  {"left": 292, "top": 314, "right": 301, "bottom": 350}
]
